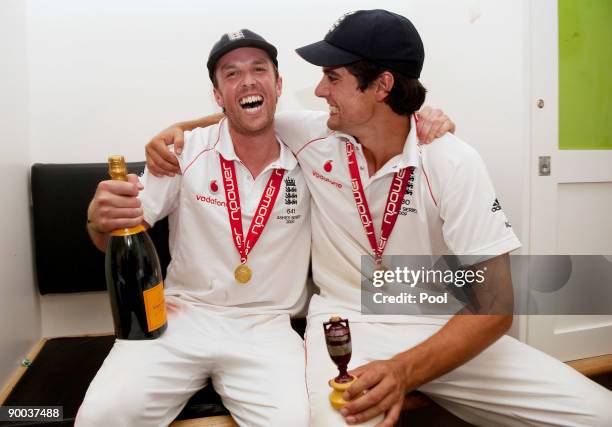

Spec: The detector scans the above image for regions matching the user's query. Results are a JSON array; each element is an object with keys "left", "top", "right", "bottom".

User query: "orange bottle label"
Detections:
[{"left": 143, "top": 282, "right": 167, "bottom": 332}]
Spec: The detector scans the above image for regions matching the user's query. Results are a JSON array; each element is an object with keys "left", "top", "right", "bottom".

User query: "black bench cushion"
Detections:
[{"left": 31, "top": 163, "right": 171, "bottom": 294}]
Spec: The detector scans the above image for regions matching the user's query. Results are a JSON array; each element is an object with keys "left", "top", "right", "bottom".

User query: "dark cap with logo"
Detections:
[
  {"left": 207, "top": 29, "right": 278, "bottom": 80},
  {"left": 295, "top": 9, "right": 424, "bottom": 78}
]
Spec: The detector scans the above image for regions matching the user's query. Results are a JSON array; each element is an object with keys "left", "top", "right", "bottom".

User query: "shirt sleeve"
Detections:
[
  {"left": 429, "top": 139, "right": 521, "bottom": 258},
  {"left": 275, "top": 110, "right": 331, "bottom": 154},
  {"left": 139, "top": 166, "right": 181, "bottom": 227}
]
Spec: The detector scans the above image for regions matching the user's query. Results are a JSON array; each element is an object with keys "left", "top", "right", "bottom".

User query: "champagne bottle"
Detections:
[{"left": 105, "top": 155, "right": 168, "bottom": 339}]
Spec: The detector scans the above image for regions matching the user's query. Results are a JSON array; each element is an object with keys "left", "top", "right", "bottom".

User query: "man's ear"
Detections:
[
  {"left": 374, "top": 71, "right": 394, "bottom": 102},
  {"left": 213, "top": 87, "right": 224, "bottom": 109},
  {"left": 275, "top": 75, "right": 283, "bottom": 98}
]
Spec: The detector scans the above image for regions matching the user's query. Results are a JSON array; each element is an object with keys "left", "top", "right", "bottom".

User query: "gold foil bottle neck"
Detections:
[{"left": 108, "top": 155, "right": 128, "bottom": 181}]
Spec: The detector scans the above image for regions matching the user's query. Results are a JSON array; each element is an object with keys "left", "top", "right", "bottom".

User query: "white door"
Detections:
[{"left": 528, "top": 0, "right": 612, "bottom": 361}]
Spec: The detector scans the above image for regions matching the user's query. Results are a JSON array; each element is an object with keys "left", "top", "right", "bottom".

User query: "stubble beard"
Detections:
[{"left": 227, "top": 110, "right": 275, "bottom": 137}]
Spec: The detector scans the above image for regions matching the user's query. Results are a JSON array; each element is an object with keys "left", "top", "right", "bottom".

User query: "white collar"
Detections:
[
  {"left": 214, "top": 118, "right": 298, "bottom": 172},
  {"left": 334, "top": 114, "right": 420, "bottom": 176}
]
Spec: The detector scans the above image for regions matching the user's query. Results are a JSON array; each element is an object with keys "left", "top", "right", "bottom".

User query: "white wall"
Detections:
[
  {"left": 24, "top": 0, "right": 530, "bottom": 336},
  {"left": 0, "top": 0, "right": 41, "bottom": 388}
]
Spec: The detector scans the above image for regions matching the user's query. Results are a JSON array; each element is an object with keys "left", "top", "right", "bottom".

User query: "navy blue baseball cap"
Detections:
[
  {"left": 296, "top": 10, "right": 424, "bottom": 78},
  {"left": 207, "top": 29, "right": 278, "bottom": 80}
]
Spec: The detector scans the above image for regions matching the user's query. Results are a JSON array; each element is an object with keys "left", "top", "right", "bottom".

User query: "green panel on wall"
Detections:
[{"left": 558, "top": 0, "right": 611, "bottom": 150}]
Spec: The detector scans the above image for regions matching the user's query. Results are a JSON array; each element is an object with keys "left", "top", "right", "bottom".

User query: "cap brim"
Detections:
[{"left": 295, "top": 40, "right": 362, "bottom": 67}]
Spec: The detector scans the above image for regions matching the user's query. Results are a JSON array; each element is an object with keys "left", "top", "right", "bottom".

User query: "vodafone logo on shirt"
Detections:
[
  {"left": 196, "top": 194, "right": 225, "bottom": 207},
  {"left": 312, "top": 170, "right": 343, "bottom": 189}
]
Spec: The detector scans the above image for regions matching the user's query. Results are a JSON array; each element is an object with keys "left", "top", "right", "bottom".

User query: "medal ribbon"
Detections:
[
  {"left": 345, "top": 141, "right": 413, "bottom": 265},
  {"left": 220, "top": 155, "right": 285, "bottom": 265}
]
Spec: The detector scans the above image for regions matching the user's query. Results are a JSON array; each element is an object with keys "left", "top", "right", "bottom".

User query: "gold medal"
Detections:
[{"left": 234, "top": 264, "right": 252, "bottom": 284}]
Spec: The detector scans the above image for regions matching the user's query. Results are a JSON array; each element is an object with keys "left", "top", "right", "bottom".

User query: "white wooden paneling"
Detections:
[{"left": 527, "top": 0, "right": 612, "bottom": 361}]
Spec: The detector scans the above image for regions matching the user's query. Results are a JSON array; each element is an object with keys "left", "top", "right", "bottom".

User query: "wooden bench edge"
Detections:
[
  {"left": 566, "top": 354, "right": 612, "bottom": 377},
  {"left": 0, "top": 338, "right": 47, "bottom": 405}
]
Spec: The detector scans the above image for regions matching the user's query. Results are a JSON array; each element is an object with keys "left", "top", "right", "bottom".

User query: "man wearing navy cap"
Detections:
[
  {"left": 81, "top": 29, "right": 311, "bottom": 427},
  {"left": 145, "top": 9, "right": 611, "bottom": 427},
  {"left": 287, "top": 9, "right": 610, "bottom": 427}
]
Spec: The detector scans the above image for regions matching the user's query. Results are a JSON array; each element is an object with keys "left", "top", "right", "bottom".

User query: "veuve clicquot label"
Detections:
[{"left": 143, "top": 282, "right": 167, "bottom": 332}]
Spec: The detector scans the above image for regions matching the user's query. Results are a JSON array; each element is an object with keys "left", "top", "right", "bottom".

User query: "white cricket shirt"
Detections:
[
  {"left": 275, "top": 111, "right": 521, "bottom": 323},
  {"left": 139, "top": 118, "right": 311, "bottom": 316}
]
